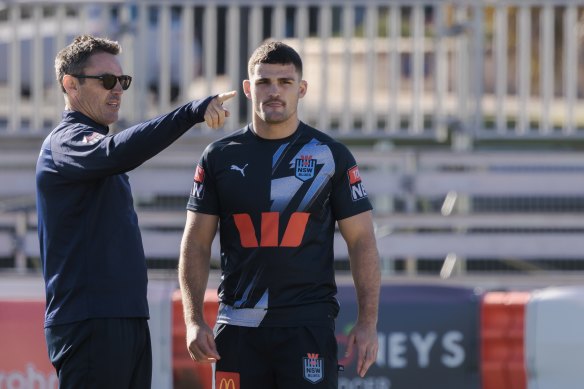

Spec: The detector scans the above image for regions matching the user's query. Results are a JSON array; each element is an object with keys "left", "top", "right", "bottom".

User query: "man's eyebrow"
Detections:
[{"left": 255, "top": 76, "right": 296, "bottom": 81}]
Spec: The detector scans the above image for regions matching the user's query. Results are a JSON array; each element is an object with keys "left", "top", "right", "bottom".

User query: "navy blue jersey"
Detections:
[
  {"left": 36, "top": 97, "right": 213, "bottom": 328},
  {"left": 187, "top": 123, "right": 372, "bottom": 327}
]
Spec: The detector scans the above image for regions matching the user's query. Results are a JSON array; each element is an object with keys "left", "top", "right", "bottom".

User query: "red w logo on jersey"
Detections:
[{"left": 233, "top": 212, "right": 310, "bottom": 248}]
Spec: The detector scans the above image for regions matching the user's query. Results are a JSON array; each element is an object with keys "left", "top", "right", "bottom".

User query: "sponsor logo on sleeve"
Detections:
[
  {"left": 195, "top": 164, "right": 205, "bottom": 183},
  {"left": 295, "top": 155, "right": 316, "bottom": 181},
  {"left": 216, "top": 371, "right": 240, "bottom": 389},
  {"left": 347, "top": 165, "right": 368, "bottom": 201},
  {"left": 191, "top": 164, "right": 205, "bottom": 199},
  {"left": 82, "top": 132, "right": 105, "bottom": 145},
  {"left": 303, "top": 353, "right": 324, "bottom": 384}
]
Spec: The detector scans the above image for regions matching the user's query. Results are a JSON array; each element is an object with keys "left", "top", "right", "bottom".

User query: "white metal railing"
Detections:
[
  {"left": 3, "top": 142, "right": 584, "bottom": 272},
  {"left": 0, "top": 0, "right": 583, "bottom": 141}
]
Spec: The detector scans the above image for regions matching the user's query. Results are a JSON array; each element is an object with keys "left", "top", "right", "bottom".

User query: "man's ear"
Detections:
[
  {"left": 62, "top": 74, "right": 78, "bottom": 94},
  {"left": 242, "top": 79, "right": 251, "bottom": 99},
  {"left": 298, "top": 79, "right": 308, "bottom": 99}
]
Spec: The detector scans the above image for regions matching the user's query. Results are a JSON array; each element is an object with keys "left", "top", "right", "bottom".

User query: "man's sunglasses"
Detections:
[{"left": 69, "top": 74, "right": 132, "bottom": 90}]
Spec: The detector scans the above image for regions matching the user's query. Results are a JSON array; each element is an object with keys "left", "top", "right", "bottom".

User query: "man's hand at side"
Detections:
[{"left": 186, "top": 322, "right": 220, "bottom": 363}]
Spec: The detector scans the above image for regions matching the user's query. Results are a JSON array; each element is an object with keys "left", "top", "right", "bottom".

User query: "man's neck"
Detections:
[{"left": 252, "top": 117, "right": 300, "bottom": 140}]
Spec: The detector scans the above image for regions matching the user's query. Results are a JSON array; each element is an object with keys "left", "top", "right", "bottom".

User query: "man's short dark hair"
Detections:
[
  {"left": 55, "top": 35, "right": 121, "bottom": 93},
  {"left": 247, "top": 41, "right": 303, "bottom": 78}
]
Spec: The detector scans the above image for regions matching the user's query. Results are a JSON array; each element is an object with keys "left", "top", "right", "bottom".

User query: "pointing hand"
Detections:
[{"left": 204, "top": 90, "right": 237, "bottom": 129}]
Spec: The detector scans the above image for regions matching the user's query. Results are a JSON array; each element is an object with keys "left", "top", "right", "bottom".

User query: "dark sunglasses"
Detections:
[{"left": 69, "top": 73, "right": 132, "bottom": 90}]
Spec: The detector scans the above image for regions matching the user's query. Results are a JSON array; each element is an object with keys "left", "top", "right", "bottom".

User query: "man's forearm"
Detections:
[
  {"left": 349, "top": 237, "right": 381, "bottom": 325},
  {"left": 178, "top": 244, "right": 211, "bottom": 326}
]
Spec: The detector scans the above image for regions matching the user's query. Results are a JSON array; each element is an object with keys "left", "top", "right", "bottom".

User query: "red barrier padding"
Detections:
[
  {"left": 0, "top": 300, "right": 58, "bottom": 388},
  {"left": 480, "top": 291, "right": 531, "bottom": 389}
]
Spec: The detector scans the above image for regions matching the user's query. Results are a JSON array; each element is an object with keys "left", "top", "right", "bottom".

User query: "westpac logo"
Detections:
[
  {"left": 216, "top": 371, "right": 240, "bottom": 389},
  {"left": 347, "top": 165, "right": 367, "bottom": 201},
  {"left": 233, "top": 212, "right": 310, "bottom": 248},
  {"left": 295, "top": 155, "right": 316, "bottom": 181},
  {"left": 303, "top": 353, "right": 324, "bottom": 384}
]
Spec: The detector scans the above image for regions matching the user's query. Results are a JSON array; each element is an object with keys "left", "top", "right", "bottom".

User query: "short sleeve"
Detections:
[
  {"left": 329, "top": 143, "right": 373, "bottom": 220},
  {"left": 186, "top": 147, "right": 220, "bottom": 215}
]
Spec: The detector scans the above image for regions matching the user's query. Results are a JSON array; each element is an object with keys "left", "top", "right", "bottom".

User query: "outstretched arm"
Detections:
[
  {"left": 178, "top": 210, "right": 220, "bottom": 363},
  {"left": 53, "top": 91, "right": 237, "bottom": 180},
  {"left": 338, "top": 210, "right": 381, "bottom": 377}
]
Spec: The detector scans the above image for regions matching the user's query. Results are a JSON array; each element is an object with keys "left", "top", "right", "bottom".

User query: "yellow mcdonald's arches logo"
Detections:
[
  {"left": 218, "top": 378, "right": 235, "bottom": 389},
  {"left": 216, "top": 371, "right": 240, "bottom": 389}
]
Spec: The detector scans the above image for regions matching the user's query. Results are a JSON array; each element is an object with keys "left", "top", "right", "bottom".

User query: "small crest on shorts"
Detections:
[
  {"left": 303, "top": 352, "right": 324, "bottom": 384},
  {"left": 295, "top": 155, "right": 316, "bottom": 181}
]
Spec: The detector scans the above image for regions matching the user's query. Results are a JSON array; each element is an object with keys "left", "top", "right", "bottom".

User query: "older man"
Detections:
[{"left": 36, "top": 34, "right": 236, "bottom": 388}]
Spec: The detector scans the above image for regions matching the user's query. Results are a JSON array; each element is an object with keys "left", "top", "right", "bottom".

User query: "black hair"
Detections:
[
  {"left": 247, "top": 41, "right": 303, "bottom": 78},
  {"left": 55, "top": 35, "right": 121, "bottom": 93}
]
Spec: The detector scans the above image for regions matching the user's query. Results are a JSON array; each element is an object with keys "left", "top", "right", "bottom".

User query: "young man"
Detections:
[
  {"left": 36, "top": 35, "right": 235, "bottom": 389},
  {"left": 179, "top": 41, "right": 381, "bottom": 388}
]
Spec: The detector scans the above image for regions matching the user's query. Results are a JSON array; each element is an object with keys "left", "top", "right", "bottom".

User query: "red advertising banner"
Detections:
[{"left": 0, "top": 300, "right": 57, "bottom": 389}]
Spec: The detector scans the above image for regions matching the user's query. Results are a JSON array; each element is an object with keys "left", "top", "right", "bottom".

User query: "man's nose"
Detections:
[
  {"left": 268, "top": 83, "right": 280, "bottom": 96},
  {"left": 111, "top": 79, "right": 124, "bottom": 93}
]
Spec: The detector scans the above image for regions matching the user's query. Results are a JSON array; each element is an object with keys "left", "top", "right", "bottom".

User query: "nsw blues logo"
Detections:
[
  {"left": 303, "top": 353, "right": 324, "bottom": 384},
  {"left": 295, "top": 155, "right": 316, "bottom": 182}
]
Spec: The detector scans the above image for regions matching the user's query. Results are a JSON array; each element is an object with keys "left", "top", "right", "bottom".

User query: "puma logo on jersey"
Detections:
[{"left": 231, "top": 164, "right": 248, "bottom": 177}]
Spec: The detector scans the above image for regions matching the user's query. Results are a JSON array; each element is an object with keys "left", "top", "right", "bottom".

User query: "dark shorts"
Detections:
[
  {"left": 214, "top": 324, "right": 339, "bottom": 389},
  {"left": 45, "top": 318, "right": 152, "bottom": 389}
]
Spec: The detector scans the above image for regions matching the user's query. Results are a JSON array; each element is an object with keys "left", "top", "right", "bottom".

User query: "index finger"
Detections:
[{"left": 216, "top": 90, "right": 237, "bottom": 104}]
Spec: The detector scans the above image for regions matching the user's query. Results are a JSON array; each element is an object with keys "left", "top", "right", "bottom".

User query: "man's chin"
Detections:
[
  {"left": 104, "top": 114, "right": 119, "bottom": 126},
  {"left": 262, "top": 114, "right": 287, "bottom": 124}
]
